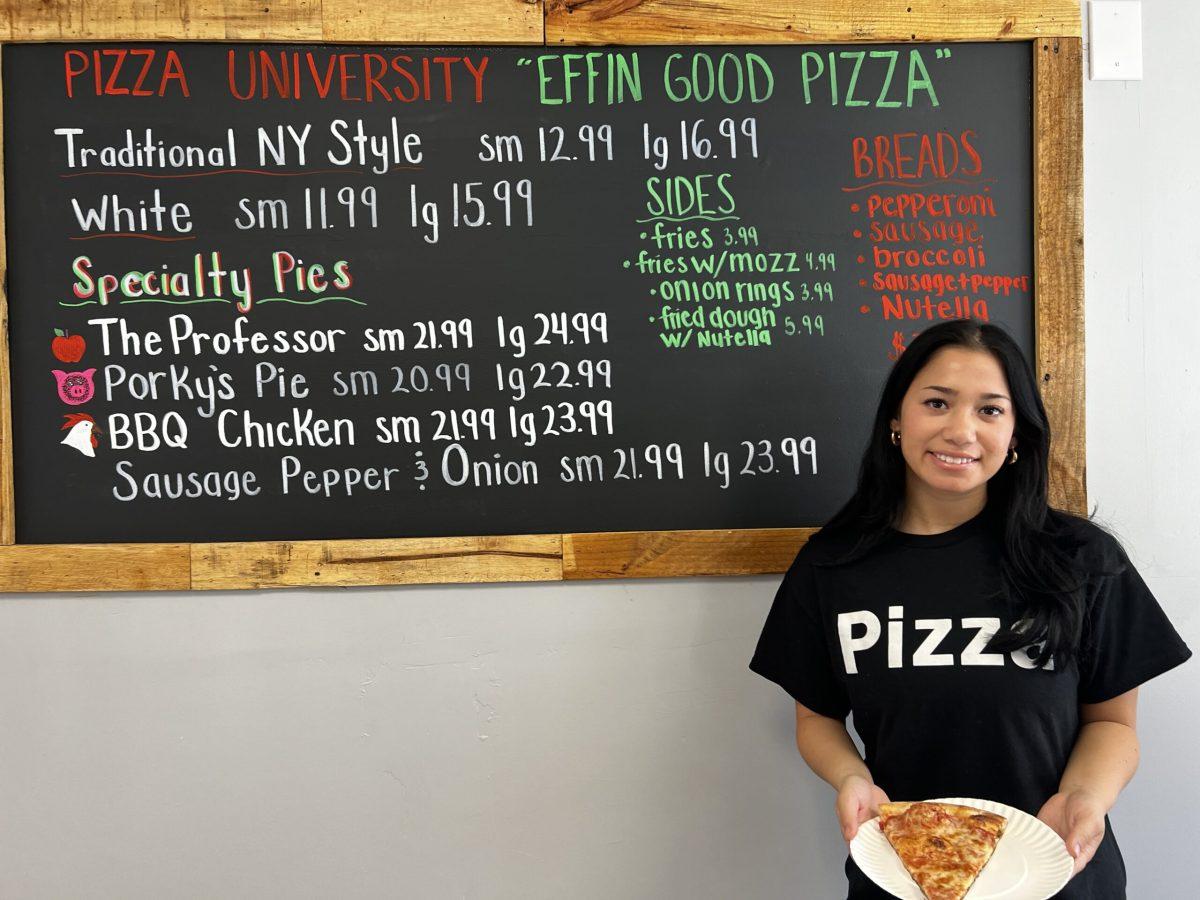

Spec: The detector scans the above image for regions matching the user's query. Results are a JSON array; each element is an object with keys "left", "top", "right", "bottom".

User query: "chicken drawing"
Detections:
[{"left": 60, "top": 413, "right": 101, "bottom": 457}]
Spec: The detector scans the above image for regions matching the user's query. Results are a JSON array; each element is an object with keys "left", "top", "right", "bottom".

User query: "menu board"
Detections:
[{"left": 2, "top": 42, "right": 1033, "bottom": 544}]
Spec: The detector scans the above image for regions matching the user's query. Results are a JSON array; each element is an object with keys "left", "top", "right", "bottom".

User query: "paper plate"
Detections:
[{"left": 849, "top": 797, "right": 1075, "bottom": 899}]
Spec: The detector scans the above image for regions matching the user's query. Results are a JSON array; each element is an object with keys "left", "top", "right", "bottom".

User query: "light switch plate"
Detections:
[{"left": 1089, "top": 1, "right": 1143, "bottom": 80}]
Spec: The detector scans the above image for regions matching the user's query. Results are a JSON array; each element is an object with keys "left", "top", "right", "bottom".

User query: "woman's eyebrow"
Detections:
[{"left": 920, "top": 384, "right": 1011, "bottom": 401}]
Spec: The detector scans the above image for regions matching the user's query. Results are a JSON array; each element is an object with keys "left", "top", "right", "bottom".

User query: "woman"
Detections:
[{"left": 749, "top": 319, "right": 1191, "bottom": 898}]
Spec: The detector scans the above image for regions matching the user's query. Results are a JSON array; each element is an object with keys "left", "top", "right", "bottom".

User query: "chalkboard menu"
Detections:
[{"left": 2, "top": 42, "right": 1032, "bottom": 545}]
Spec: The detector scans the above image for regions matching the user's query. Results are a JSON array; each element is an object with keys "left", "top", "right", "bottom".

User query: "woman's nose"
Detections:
[{"left": 943, "top": 410, "right": 977, "bottom": 442}]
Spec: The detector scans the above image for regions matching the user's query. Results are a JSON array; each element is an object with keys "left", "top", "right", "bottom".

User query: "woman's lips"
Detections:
[{"left": 928, "top": 450, "right": 978, "bottom": 469}]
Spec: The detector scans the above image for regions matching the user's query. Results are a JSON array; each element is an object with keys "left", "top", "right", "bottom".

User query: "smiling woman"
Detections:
[
  {"left": 750, "top": 318, "right": 1192, "bottom": 900},
  {"left": 888, "top": 345, "right": 1016, "bottom": 528}
]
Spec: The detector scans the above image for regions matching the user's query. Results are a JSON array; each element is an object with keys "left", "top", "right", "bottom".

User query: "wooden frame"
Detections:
[{"left": 0, "top": 1, "right": 1084, "bottom": 591}]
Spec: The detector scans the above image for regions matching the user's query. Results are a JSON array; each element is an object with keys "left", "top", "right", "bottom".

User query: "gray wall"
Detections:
[{"left": 1, "top": 4, "right": 1196, "bottom": 897}]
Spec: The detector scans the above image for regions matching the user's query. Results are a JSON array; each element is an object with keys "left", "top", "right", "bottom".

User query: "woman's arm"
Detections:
[
  {"left": 795, "top": 702, "right": 891, "bottom": 842},
  {"left": 794, "top": 701, "right": 871, "bottom": 787},
  {"left": 1036, "top": 687, "right": 1140, "bottom": 875},
  {"left": 1061, "top": 687, "right": 1140, "bottom": 806}
]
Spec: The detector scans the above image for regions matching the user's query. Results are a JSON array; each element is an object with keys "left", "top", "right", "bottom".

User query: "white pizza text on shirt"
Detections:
[{"left": 837, "top": 606, "right": 1055, "bottom": 673}]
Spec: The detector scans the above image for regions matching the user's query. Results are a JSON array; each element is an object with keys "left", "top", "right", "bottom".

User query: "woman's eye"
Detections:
[{"left": 924, "top": 399, "right": 1004, "bottom": 416}]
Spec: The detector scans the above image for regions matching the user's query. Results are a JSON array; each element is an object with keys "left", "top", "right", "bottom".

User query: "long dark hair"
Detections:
[{"left": 814, "top": 319, "right": 1104, "bottom": 668}]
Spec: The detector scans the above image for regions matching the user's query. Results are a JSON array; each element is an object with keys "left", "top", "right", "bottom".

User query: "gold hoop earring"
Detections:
[
  {"left": 1006, "top": 448, "right": 1018, "bottom": 465},
  {"left": 890, "top": 430, "right": 901, "bottom": 447}
]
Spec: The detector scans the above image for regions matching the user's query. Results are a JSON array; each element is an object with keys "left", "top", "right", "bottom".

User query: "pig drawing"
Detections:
[{"left": 52, "top": 368, "right": 96, "bottom": 405}]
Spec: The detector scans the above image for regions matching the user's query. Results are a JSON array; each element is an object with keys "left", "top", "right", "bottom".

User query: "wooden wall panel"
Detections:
[
  {"left": 0, "top": 543, "right": 190, "bottom": 591},
  {"left": 545, "top": 0, "right": 1080, "bottom": 45},
  {"left": 0, "top": 1, "right": 541, "bottom": 43},
  {"left": 321, "top": 0, "right": 542, "bottom": 43},
  {"left": 0, "top": 2, "right": 227, "bottom": 41},
  {"left": 222, "top": 1, "right": 322, "bottom": 41},
  {"left": 1033, "top": 37, "right": 1086, "bottom": 515},
  {"left": 192, "top": 533, "right": 563, "bottom": 590},
  {"left": 563, "top": 528, "right": 813, "bottom": 579}
]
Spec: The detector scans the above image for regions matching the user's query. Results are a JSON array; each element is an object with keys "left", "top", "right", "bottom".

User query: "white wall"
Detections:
[
  {"left": 1, "top": 4, "right": 1196, "bottom": 897},
  {"left": 1077, "top": 1, "right": 1200, "bottom": 896}
]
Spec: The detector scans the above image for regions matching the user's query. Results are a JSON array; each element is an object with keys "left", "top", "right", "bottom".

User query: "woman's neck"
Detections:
[{"left": 896, "top": 489, "right": 987, "bottom": 535}]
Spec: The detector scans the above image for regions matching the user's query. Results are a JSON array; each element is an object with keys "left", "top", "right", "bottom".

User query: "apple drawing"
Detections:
[{"left": 51, "top": 329, "right": 85, "bottom": 363}]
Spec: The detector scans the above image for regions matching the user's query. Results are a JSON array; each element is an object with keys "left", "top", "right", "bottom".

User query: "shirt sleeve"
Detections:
[
  {"left": 748, "top": 553, "right": 851, "bottom": 719},
  {"left": 1077, "top": 537, "right": 1193, "bottom": 704}
]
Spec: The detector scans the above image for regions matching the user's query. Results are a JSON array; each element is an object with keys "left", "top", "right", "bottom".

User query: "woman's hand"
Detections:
[
  {"left": 1036, "top": 789, "right": 1107, "bottom": 876},
  {"left": 836, "top": 774, "right": 890, "bottom": 843}
]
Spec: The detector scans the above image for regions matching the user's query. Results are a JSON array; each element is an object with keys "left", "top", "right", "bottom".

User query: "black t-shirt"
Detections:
[{"left": 749, "top": 507, "right": 1192, "bottom": 899}]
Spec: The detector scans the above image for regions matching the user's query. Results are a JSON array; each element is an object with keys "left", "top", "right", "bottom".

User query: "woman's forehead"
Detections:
[{"left": 911, "top": 347, "right": 1010, "bottom": 392}]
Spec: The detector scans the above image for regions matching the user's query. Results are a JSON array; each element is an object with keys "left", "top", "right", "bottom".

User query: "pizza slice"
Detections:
[{"left": 877, "top": 801, "right": 1007, "bottom": 900}]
